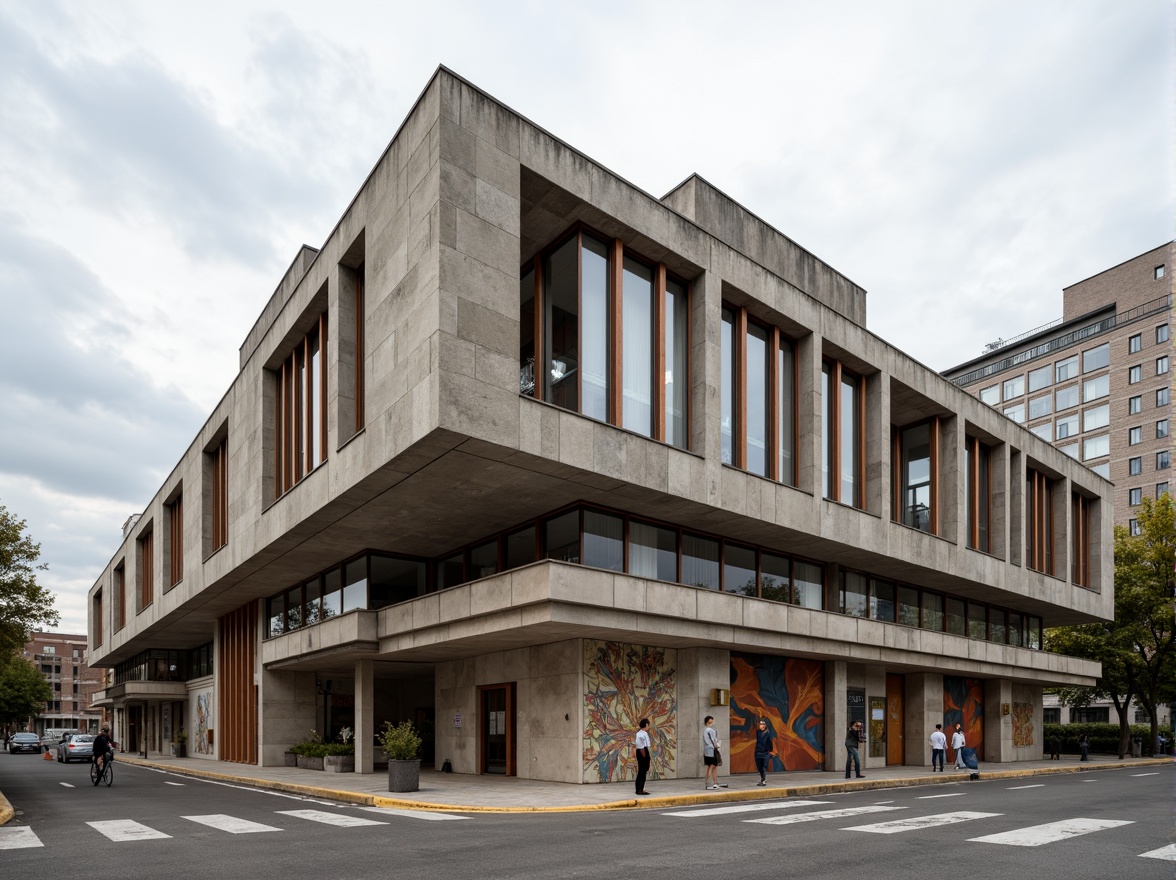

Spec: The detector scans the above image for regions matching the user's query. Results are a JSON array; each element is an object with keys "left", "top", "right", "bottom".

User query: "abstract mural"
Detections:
[
  {"left": 730, "top": 653, "right": 824, "bottom": 772},
  {"left": 582, "top": 640, "right": 677, "bottom": 783},
  {"left": 943, "top": 676, "right": 983, "bottom": 762},
  {"left": 192, "top": 689, "right": 213, "bottom": 756},
  {"left": 1012, "top": 702, "right": 1034, "bottom": 747}
]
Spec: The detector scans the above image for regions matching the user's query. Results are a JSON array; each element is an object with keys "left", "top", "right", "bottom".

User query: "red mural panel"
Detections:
[{"left": 730, "top": 654, "right": 824, "bottom": 772}]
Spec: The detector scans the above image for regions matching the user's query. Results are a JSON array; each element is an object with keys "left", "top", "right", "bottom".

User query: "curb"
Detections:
[{"left": 104, "top": 755, "right": 1172, "bottom": 815}]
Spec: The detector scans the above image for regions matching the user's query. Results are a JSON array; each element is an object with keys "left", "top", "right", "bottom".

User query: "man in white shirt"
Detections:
[
  {"left": 635, "top": 718, "right": 652, "bottom": 795},
  {"left": 929, "top": 723, "right": 946, "bottom": 772},
  {"left": 951, "top": 723, "right": 967, "bottom": 770}
]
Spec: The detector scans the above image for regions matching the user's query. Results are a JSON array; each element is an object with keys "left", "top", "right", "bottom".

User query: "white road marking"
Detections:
[
  {"left": 969, "top": 818, "right": 1133, "bottom": 846},
  {"left": 0, "top": 827, "right": 43, "bottom": 849},
  {"left": 1006, "top": 784, "right": 1045, "bottom": 790},
  {"left": 183, "top": 814, "right": 283, "bottom": 834},
  {"left": 666, "top": 800, "right": 833, "bottom": 818},
  {"left": 1130, "top": 773, "right": 1158, "bottom": 777},
  {"left": 747, "top": 805, "right": 904, "bottom": 825},
  {"left": 1080, "top": 779, "right": 1098, "bottom": 783},
  {"left": 358, "top": 806, "right": 468, "bottom": 821},
  {"left": 87, "top": 820, "right": 172, "bottom": 842},
  {"left": 277, "top": 809, "right": 387, "bottom": 827},
  {"left": 164, "top": 781, "right": 185, "bottom": 786},
  {"left": 917, "top": 792, "right": 966, "bottom": 799},
  {"left": 849, "top": 811, "right": 1002, "bottom": 834},
  {"left": 59, "top": 782, "right": 75, "bottom": 788},
  {"left": 1139, "top": 844, "right": 1176, "bottom": 861}
]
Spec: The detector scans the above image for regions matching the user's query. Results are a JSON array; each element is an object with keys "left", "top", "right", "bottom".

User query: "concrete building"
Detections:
[
  {"left": 87, "top": 67, "right": 1111, "bottom": 783},
  {"left": 20, "top": 632, "right": 104, "bottom": 735},
  {"left": 944, "top": 244, "right": 1173, "bottom": 530}
]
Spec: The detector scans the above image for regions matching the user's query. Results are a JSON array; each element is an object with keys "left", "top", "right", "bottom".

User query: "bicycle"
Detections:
[{"left": 90, "top": 753, "right": 114, "bottom": 787}]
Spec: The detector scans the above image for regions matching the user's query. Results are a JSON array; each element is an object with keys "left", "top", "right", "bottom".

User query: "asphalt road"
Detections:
[{"left": 1, "top": 752, "right": 1172, "bottom": 879}]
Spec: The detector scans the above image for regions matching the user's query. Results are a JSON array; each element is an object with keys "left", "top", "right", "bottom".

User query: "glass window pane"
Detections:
[
  {"left": 1003, "top": 403, "right": 1025, "bottom": 423},
  {"left": 921, "top": 592, "right": 943, "bottom": 631},
  {"left": 1028, "top": 364, "right": 1052, "bottom": 391},
  {"left": 504, "top": 526, "right": 536, "bottom": 571},
  {"left": 1028, "top": 617, "right": 1042, "bottom": 650},
  {"left": 1082, "top": 375, "right": 1109, "bottom": 402},
  {"left": 946, "top": 597, "right": 966, "bottom": 636},
  {"left": 1008, "top": 612, "right": 1023, "bottom": 647},
  {"left": 1055, "top": 385, "right": 1078, "bottom": 410},
  {"left": 583, "top": 510, "right": 623, "bottom": 572},
  {"left": 746, "top": 323, "right": 769, "bottom": 476},
  {"left": 840, "top": 371, "right": 860, "bottom": 504},
  {"left": 898, "top": 585, "right": 920, "bottom": 627},
  {"left": 870, "top": 579, "right": 896, "bottom": 622},
  {"left": 267, "top": 594, "right": 285, "bottom": 638},
  {"left": 1003, "top": 375, "right": 1024, "bottom": 398},
  {"left": 967, "top": 603, "right": 987, "bottom": 639},
  {"left": 580, "top": 236, "right": 610, "bottom": 421},
  {"left": 519, "top": 266, "right": 535, "bottom": 396},
  {"left": 760, "top": 553, "right": 791, "bottom": 603},
  {"left": 545, "top": 511, "right": 580, "bottom": 563},
  {"left": 793, "top": 561, "right": 824, "bottom": 609},
  {"left": 343, "top": 558, "right": 368, "bottom": 612},
  {"left": 821, "top": 363, "right": 831, "bottom": 497},
  {"left": 979, "top": 385, "right": 999, "bottom": 405},
  {"left": 469, "top": 540, "right": 498, "bottom": 579},
  {"left": 437, "top": 553, "right": 464, "bottom": 590},
  {"left": 841, "top": 571, "right": 868, "bottom": 618},
  {"left": 778, "top": 337, "right": 795, "bottom": 485},
  {"left": 629, "top": 521, "right": 677, "bottom": 582},
  {"left": 900, "top": 422, "right": 932, "bottom": 531},
  {"left": 1083, "top": 435, "right": 1109, "bottom": 460},
  {"left": 1083, "top": 404, "right": 1110, "bottom": 431},
  {"left": 544, "top": 236, "right": 580, "bottom": 412},
  {"left": 621, "top": 257, "right": 653, "bottom": 437},
  {"left": 1055, "top": 355, "right": 1078, "bottom": 382},
  {"left": 1055, "top": 413, "right": 1078, "bottom": 440},
  {"left": 322, "top": 567, "right": 342, "bottom": 619},
  {"left": 682, "top": 533, "right": 720, "bottom": 589},
  {"left": 988, "top": 607, "right": 1007, "bottom": 644},
  {"left": 721, "top": 309, "right": 735, "bottom": 465},
  {"left": 1082, "top": 343, "right": 1109, "bottom": 372},
  {"left": 369, "top": 555, "right": 426, "bottom": 609},
  {"left": 304, "top": 576, "right": 323, "bottom": 625},
  {"left": 665, "top": 279, "right": 689, "bottom": 449},
  {"left": 724, "top": 544, "right": 757, "bottom": 595},
  {"left": 1028, "top": 395, "right": 1052, "bottom": 419}
]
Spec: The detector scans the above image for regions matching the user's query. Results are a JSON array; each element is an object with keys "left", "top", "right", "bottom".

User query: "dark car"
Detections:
[
  {"left": 9, "top": 733, "right": 42, "bottom": 754},
  {"left": 57, "top": 734, "right": 95, "bottom": 763}
]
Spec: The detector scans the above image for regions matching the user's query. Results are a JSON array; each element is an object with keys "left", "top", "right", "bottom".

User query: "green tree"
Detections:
[
  {"left": 0, "top": 654, "right": 53, "bottom": 727},
  {"left": 0, "top": 503, "right": 59, "bottom": 660}
]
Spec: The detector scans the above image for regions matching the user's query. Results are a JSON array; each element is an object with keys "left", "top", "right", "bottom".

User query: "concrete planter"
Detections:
[
  {"left": 171, "top": 742, "right": 187, "bottom": 758},
  {"left": 284, "top": 752, "right": 298, "bottom": 767},
  {"left": 388, "top": 758, "right": 421, "bottom": 792},
  {"left": 324, "top": 754, "right": 354, "bottom": 773},
  {"left": 296, "top": 755, "right": 324, "bottom": 771}
]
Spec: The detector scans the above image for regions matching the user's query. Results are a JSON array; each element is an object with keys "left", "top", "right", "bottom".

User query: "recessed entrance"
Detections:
[{"left": 479, "top": 683, "right": 516, "bottom": 776}]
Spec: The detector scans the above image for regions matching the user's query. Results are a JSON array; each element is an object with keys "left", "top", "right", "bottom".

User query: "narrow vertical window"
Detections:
[
  {"left": 1071, "top": 494, "right": 1090, "bottom": 587},
  {"left": 93, "top": 589, "right": 103, "bottom": 648},
  {"left": 138, "top": 530, "right": 153, "bottom": 611},
  {"left": 114, "top": 564, "right": 125, "bottom": 632},
  {"left": 777, "top": 336, "right": 796, "bottom": 486},
  {"left": 519, "top": 263, "right": 537, "bottom": 397},
  {"left": 664, "top": 278, "right": 689, "bottom": 448},
  {"left": 354, "top": 267, "right": 365, "bottom": 433},
  {"left": 275, "top": 314, "right": 328, "bottom": 496},
  {"left": 823, "top": 360, "right": 864, "bottom": 507},
  {"left": 580, "top": 236, "right": 610, "bottom": 421},
  {"left": 1026, "top": 468, "right": 1054, "bottom": 575},
  {"left": 965, "top": 437, "right": 991, "bottom": 552},
  {"left": 896, "top": 420, "right": 936, "bottom": 533},
  {"left": 721, "top": 308, "right": 736, "bottom": 465},
  {"left": 210, "top": 437, "right": 228, "bottom": 552},
  {"left": 621, "top": 256, "right": 654, "bottom": 436},
  {"left": 745, "top": 322, "right": 770, "bottom": 476},
  {"left": 168, "top": 494, "right": 183, "bottom": 587}
]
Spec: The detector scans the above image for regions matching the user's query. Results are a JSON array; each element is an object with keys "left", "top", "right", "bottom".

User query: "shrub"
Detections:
[
  {"left": 380, "top": 721, "right": 422, "bottom": 761},
  {"left": 1042, "top": 722, "right": 1173, "bottom": 755}
]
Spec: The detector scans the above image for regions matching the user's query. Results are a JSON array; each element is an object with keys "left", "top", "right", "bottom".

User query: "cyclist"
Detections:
[{"left": 92, "top": 725, "right": 116, "bottom": 778}]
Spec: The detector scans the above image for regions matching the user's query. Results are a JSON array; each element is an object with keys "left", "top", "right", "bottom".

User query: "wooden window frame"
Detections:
[
  {"left": 93, "top": 590, "right": 103, "bottom": 648},
  {"left": 138, "top": 530, "right": 153, "bottom": 612},
  {"left": 210, "top": 437, "right": 228, "bottom": 552},
  {"left": 892, "top": 417, "right": 940, "bottom": 534},
  {"left": 1071, "top": 494, "right": 1091, "bottom": 587},
  {"left": 1026, "top": 468, "right": 1054, "bottom": 575},
  {"left": 168, "top": 494, "right": 183, "bottom": 587},
  {"left": 275, "top": 313, "right": 329, "bottom": 498},
  {"left": 824, "top": 359, "right": 866, "bottom": 508},
  {"left": 114, "top": 564, "right": 125, "bottom": 632},
  {"left": 965, "top": 436, "right": 991, "bottom": 552},
  {"left": 355, "top": 268, "right": 365, "bottom": 434}
]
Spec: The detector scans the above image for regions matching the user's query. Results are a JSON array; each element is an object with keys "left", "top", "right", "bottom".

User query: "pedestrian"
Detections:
[
  {"left": 702, "top": 716, "right": 725, "bottom": 790},
  {"left": 845, "top": 720, "right": 865, "bottom": 779},
  {"left": 1078, "top": 733, "right": 1089, "bottom": 762},
  {"left": 1047, "top": 735, "right": 1061, "bottom": 760},
  {"left": 951, "top": 723, "right": 967, "bottom": 770},
  {"left": 634, "top": 718, "right": 652, "bottom": 795},
  {"left": 754, "top": 719, "right": 776, "bottom": 786},
  {"left": 929, "top": 723, "right": 946, "bottom": 772}
]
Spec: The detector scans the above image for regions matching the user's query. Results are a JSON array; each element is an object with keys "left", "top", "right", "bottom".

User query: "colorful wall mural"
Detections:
[
  {"left": 943, "top": 676, "right": 983, "bottom": 762},
  {"left": 730, "top": 653, "right": 824, "bottom": 772},
  {"left": 1012, "top": 702, "right": 1034, "bottom": 747},
  {"left": 582, "top": 640, "right": 677, "bottom": 783},
  {"left": 192, "top": 689, "right": 213, "bottom": 757}
]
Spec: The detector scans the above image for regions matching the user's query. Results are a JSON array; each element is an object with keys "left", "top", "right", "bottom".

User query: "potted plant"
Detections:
[
  {"left": 172, "top": 728, "right": 188, "bottom": 758},
  {"left": 381, "top": 721, "right": 422, "bottom": 792},
  {"left": 292, "top": 729, "right": 326, "bottom": 771},
  {"left": 324, "top": 727, "right": 355, "bottom": 773}
]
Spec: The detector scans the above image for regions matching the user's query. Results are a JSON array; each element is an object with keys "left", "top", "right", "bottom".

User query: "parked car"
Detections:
[
  {"left": 57, "top": 734, "right": 95, "bottom": 763},
  {"left": 9, "top": 733, "right": 42, "bottom": 754}
]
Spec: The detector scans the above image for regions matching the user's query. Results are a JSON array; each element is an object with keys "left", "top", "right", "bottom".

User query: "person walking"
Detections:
[
  {"left": 634, "top": 718, "right": 652, "bottom": 795},
  {"left": 1047, "top": 734, "right": 1061, "bottom": 760},
  {"left": 753, "top": 719, "right": 775, "bottom": 786},
  {"left": 951, "top": 723, "right": 967, "bottom": 770},
  {"left": 929, "top": 723, "right": 946, "bottom": 772},
  {"left": 845, "top": 720, "right": 865, "bottom": 779},
  {"left": 702, "top": 716, "right": 725, "bottom": 790},
  {"left": 1078, "top": 733, "right": 1089, "bottom": 762}
]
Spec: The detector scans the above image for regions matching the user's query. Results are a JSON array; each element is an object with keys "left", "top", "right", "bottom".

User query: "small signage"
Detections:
[{"left": 453, "top": 713, "right": 463, "bottom": 729}]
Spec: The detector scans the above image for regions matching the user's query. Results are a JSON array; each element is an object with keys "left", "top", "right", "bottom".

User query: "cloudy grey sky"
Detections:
[{"left": 1, "top": 0, "right": 1171, "bottom": 633}]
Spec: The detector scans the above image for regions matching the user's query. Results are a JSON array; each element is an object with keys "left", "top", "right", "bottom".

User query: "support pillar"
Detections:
[
  {"left": 824, "top": 661, "right": 847, "bottom": 772},
  {"left": 355, "top": 659, "right": 374, "bottom": 774},
  {"left": 904, "top": 672, "right": 944, "bottom": 767},
  {"left": 984, "top": 678, "right": 1013, "bottom": 763}
]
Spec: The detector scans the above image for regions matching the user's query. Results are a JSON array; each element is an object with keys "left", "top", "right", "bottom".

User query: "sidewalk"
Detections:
[{"left": 31, "top": 753, "right": 1169, "bottom": 816}]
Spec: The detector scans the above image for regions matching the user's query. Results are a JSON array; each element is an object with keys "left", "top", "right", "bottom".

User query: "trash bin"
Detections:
[{"left": 1131, "top": 737, "right": 1142, "bottom": 757}]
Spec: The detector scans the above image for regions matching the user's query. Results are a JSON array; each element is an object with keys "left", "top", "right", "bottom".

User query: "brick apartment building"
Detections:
[{"left": 19, "top": 632, "right": 105, "bottom": 734}]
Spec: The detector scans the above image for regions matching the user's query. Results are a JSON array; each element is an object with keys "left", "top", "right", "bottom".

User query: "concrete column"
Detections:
[
  {"left": 984, "top": 679, "right": 1013, "bottom": 763},
  {"left": 939, "top": 414, "right": 961, "bottom": 544},
  {"left": 355, "top": 659, "right": 374, "bottom": 774},
  {"left": 824, "top": 661, "right": 847, "bottom": 772},
  {"left": 904, "top": 672, "right": 944, "bottom": 767},
  {"left": 799, "top": 332, "right": 824, "bottom": 499},
  {"left": 866, "top": 370, "right": 890, "bottom": 516}
]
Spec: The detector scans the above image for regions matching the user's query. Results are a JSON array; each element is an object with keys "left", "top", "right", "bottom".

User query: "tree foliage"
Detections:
[
  {"left": 0, "top": 503, "right": 60, "bottom": 659},
  {"left": 0, "top": 654, "right": 53, "bottom": 725}
]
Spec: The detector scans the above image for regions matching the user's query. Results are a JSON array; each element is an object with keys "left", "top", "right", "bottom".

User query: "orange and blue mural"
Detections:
[
  {"left": 582, "top": 640, "right": 677, "bottom": 783},
  {"left": 730, "top": 653, "right": 824, "bottom": 772},
  {"left": 944, "top": 676, "right": 983, "bottom": 762},
  {"left": 1012, "top": 702, "right": 1034, "bottom": 747}
]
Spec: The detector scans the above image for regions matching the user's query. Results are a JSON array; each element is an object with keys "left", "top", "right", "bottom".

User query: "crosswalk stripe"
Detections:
[
  {"left": 277, "top": 809, "right": 388, "bottom": 827},
  {"left": 60, "top": 782, "right": 75, "bottom": 788},
  {"left": 358, "top": 807, "right": 468, "bottom": 821},
  {"left": 1130, "top": 773, "right": 1158, "bottom": 777},
  {"left": 183, "top": 814, "right": 282, "bottom": 834},
  {"left": 917, "top": 793, "right": 965, "bottom": 799},
  {"left": 1138, "top": 844, "right": 1176, "bottom": 861},
  {"left": 0, "top": 827, "right": 43, "bottom": 849},
  {"left": 747, "top": 805, "right": 903, "bottom": 826},
  {"left": 87, "top": 820, "right": 172, "bottom": 842},
  {"left": 1006, "top": 784, "right": 1044, "bottom": 790},
  {"left": 969, "top": 818, "right": 1132, "bottom": 846},
  {"left": 666, "top": 800, "right": 832, "bottom": 818},
  {"left": 164, "top": 781, "right": 185, "bottom": 786},
  {"left": 848, "top": 811, "right": 1002, "bottom": 834}
]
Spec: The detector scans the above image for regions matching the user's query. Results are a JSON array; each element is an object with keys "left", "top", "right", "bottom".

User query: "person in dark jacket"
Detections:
[
  {"left": 845, "top": 720, "right": 865, "bottom": 778},
  {"left": 754, "top": 720, "right": 775, "bottom": 786},
  {"left": 1078, "top": 733, "right": 1089, "bottom": 761}
]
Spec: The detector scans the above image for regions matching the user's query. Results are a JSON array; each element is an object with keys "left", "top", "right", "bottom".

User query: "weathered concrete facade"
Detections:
[{"left": 89, "top": 68, "right": 1109, "bottom": 782}]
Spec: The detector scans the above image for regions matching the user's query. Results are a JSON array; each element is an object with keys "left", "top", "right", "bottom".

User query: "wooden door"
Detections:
[{"left": 886, "top": 674, "right": 904, "bottom": 765}]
